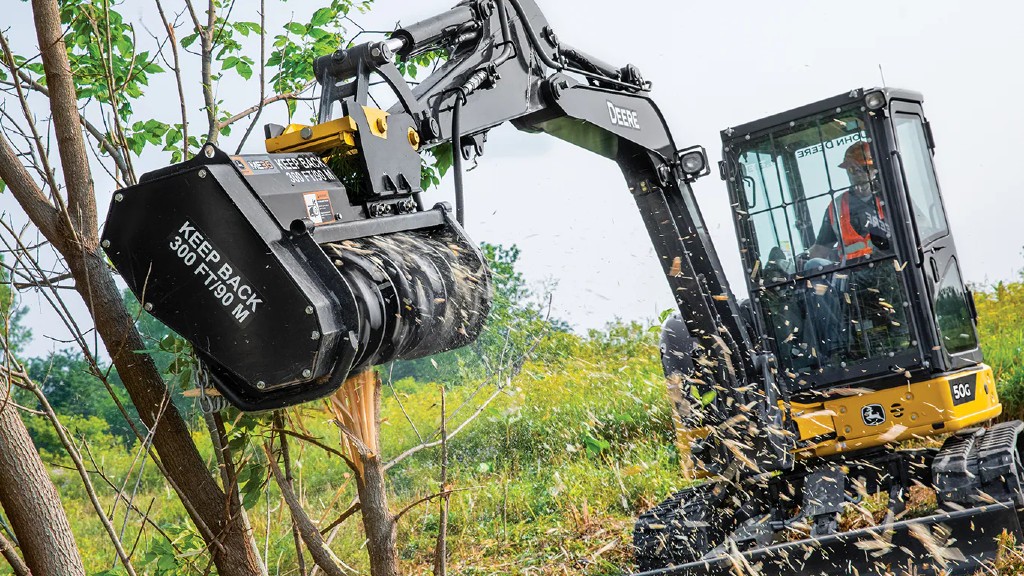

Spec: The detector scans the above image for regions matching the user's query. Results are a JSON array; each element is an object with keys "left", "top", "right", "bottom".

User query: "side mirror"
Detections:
[{"left": 676, "top": 145, "right": 710, "bottom": 182}]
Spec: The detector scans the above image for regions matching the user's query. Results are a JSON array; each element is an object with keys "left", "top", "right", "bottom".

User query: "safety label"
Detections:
[
  {"left": 303, "top": 190, "right": 336, "bottom": 225},
  {"left": 274, "top": 155, "right": 337, "bottom": 185},
  {"left": 167, "top": 220, "right": 263, "bottom": 326}
]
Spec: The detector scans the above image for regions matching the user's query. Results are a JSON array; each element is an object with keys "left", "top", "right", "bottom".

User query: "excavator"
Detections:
[{"left": 99, "top": 0, "right": 1024, "bottom": 574}]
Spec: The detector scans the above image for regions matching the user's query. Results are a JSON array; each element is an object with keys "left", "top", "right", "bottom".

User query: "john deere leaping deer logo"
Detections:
[{"left": 861, "top": 404, "right": 886, "bottom": 426}]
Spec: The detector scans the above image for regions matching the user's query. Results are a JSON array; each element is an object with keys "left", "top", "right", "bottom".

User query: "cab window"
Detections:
[
  {"left": 733, "top": 107, "right": 892, "bottom": 283},
  {"left": 893, "top": 114, "right": 949, "bottom": 242}
]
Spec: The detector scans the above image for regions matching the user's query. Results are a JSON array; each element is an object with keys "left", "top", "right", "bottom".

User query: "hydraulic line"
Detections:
[
  {"left": 449, "top": 0, "right": 514, "bottom": 227},
  {"left": 452, "top": 91, "right": 466, "bottom": 226}
]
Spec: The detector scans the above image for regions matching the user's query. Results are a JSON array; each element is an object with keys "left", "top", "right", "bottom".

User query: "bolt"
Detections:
[
  {"left": 144, "top": 302, "right": 153, "bottom": 312},
  {"left": 302, "top": 369, "right": 312, "bottom": 379},
  {"left": 256, "top": 381, "right": 266, "bottom": 389},
  {"left": 335, "top": 213, "right": 344, "bottom": 220},
  {"left": 300, "top": 126, "right": 314, "bottom": 140},
  {"left": 371, "top": 47, "right": 381, "bottom": 58},
  {"left": 101, "top": 239, "right": 111, "bottom": 249},
  {"left": 311, "top": 331, "right": 320, "bottom": 340},
  {"left": 375, "top": 116, "right": 388, "bottom": 133},
  {"left": 204, "top": 145, "right": 215, "bottom": 158},
  {"left": 198, "top": 169, "right": 207, "bottom": 179},
  {"left": 114, "top": 193, "right": 124, "bottom": 202},
  {"left": 332, "top": 49, "right": 346, "bottom": 62},
  {"left": 407, "top": 129, "right": 421, "bottom": 149},
  {"left": 305, "top": 306, "right": 314, "bottom": 315}
]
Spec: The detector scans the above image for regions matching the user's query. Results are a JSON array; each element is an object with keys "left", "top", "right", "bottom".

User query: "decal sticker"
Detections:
[
  {"left": 167, "top": 220, "right": 263, "bottom": 326},
  {"left": 231, "top": 155, "right": 280, "bottom": 176},
  {"left": 303, "top": 191, "right": 336, "bottom": 225},
  {"left": 861, "top": 404, "right": 886, "bottom": 426},
  {"left": 950, "top": 374, "right": 977, "bottom": 406},
  {"left": 607, "top": 101, "right": 641, "bottom": 130}
]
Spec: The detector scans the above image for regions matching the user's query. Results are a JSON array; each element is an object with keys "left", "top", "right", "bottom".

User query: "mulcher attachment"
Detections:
[{"left": 102, "top": 145, "right": 491, "bottom": 411}]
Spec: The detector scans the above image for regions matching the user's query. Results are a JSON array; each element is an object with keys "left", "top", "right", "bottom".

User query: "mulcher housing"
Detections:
[{"left": 102, "top": 146, "right": 490, "bottom": 411}]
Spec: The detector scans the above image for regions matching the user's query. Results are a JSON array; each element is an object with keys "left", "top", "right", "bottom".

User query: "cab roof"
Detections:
[{"left": 720, "top": 87, "right": 924, "bottom": 145}]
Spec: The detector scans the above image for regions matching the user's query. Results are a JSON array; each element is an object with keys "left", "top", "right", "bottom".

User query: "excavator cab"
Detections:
[{"left": 721, "top": 88, "right": 981, "bottom": 397}]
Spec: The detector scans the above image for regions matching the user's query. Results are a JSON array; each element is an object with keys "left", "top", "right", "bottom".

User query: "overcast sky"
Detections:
[{"left": 7, "top": 0, "right": 1024, "bottom": 357}]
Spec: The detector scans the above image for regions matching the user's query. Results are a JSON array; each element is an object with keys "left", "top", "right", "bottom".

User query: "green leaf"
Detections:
[
  {"left": 310, "top": 8, "right": 336, "bottom": 26},
  {"left": 0, "top": 178, "right": 5, "bottom": 194},
  {"left": 222, "top": 56, "right": 239, "bottom": 70},
  {"left": 583, "top": 434, "right": 610, "bottom": 457},
  {"left": 180, "top": 33, "right": 199, "bottom": 49},
  {"left": 236, "top": 61, "right": 253, "bottom": 80},
  {"left": 700, "top": 390, "right": 717, "bottom": 407},
  {"left": 284, "top": 22, "right": 306, "bottom": 35}
]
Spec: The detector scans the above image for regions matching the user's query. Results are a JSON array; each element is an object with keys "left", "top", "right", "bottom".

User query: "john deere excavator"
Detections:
[{"left": 100, "top": 0, "right": 1024, "bottom": 574}]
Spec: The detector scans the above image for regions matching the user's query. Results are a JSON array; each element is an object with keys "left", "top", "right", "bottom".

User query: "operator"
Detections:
[{"left": 807, "top": 141, "right": 890, "bottom": 266}]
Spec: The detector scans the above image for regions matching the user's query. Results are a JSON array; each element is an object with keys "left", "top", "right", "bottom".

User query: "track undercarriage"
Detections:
[{"left": 634, "top": 421, "right": 1024, "bottom": 575}]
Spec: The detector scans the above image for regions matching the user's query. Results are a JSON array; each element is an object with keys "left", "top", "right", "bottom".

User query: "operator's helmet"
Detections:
[{"left": 839, "top": 141, "right": 874, "bottom": 170}]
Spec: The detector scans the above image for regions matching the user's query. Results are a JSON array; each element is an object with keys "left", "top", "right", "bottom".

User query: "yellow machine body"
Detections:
[
  {"left": 788, "top": 365, "right": 1000, "bottom": 457},
  {"left": 674, "top": 365, "right": 1000, "bottom": 476}
]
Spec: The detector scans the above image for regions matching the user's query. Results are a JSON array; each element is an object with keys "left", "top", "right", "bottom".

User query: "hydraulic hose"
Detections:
[{"left": 452, "top": 91, "right": 466, "bottom": 226}]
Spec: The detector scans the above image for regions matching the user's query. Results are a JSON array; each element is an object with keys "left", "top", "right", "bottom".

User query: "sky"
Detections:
[{"left": 5, "top": 0, "right": 1024, "bottom": 358}]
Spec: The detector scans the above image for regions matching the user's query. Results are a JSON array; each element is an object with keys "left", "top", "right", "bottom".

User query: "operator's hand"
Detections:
[{"left": 864, "top": 214, "right": 892, "bottom": 251}]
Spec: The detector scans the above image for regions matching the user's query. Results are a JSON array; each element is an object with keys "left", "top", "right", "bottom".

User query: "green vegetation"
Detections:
[
  {"left": 976, "top": 277, "right": 1024, "bottom": 420},
  {"left": 8, "top": 259, "right": 1024, "bottom": 574}
]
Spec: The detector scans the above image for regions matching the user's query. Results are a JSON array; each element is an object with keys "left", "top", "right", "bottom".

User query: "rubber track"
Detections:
[
  {"left": 632, "top": 482, "right": 733, "bottom": 572},
  {"left": 933, "top": 420, "right": 1024, "bottom": 507}
]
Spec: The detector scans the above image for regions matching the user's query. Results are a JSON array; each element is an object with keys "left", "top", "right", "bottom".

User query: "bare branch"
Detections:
[
  {"left": 263, "top": 443, "right": 347, "bottom": 576},
  {"left": 0, "top": 529, "right": 30, "bottom": 576},
  {"left": 0, "top": 33, "right": 62, "bottom": 202},
  {"left": 220, "top": 83, "right": 315, "bottom": 132},
  {"left": 383, "top": 385, "right": 505, "bottom": 472},
  {"left": 318, "top": 502, "right": 360, "bottom": 537},
  {"left": 235, "top": 0, "right": 266, "bottom": 153},
  {"left": 433, "top": 386, "right": 449, "bottom": 576},
  {"left": 155, "top": 0, "right": 190, "bottom": 161},
  {"left": 0, "top": 132, "right": 62, "bottom": 243},
  {"left": 393, "top": 487, "right": 473, "bottom": 524}
]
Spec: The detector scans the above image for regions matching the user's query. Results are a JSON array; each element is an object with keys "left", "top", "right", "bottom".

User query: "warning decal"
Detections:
[
  {"left": 303, "top": 190, "right": 336, "bottom": 225},
  {"left": 167, "top": 220, "right": 263, "bottom": 326}
]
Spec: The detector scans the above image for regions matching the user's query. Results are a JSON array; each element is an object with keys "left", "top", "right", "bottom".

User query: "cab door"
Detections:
[{"left": 888, "top": 100, "right": 981, "bottom": 371}]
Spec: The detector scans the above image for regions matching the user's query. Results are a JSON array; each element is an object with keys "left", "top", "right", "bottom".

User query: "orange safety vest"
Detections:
[{"left": 827, "top": 193, "right": 885, "bottom": 259}]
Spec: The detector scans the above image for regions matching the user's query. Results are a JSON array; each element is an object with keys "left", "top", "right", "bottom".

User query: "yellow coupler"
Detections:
[
  {"left": 265, "top": 106, "right": 401, "bottom": 156},
  {"left": 790, "top": 364, "right": 1001, "bottom": 458}
]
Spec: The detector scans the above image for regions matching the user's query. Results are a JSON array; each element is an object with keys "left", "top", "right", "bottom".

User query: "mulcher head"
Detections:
[{"left": 102, "top": 145, "right": 491, "bottom": 411}]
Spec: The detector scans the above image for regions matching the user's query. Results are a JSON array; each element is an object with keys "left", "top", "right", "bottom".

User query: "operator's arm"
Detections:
[{"left": 809, "top": 204, "right": 838, "bottom": 260}]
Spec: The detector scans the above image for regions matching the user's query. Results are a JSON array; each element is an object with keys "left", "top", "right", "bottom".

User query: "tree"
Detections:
[
  {"left": 0, "top": 1, "right": 542, "bottom": 574},
  {"left": 0, "top": 1, "right": 372, "bottom": 573}
]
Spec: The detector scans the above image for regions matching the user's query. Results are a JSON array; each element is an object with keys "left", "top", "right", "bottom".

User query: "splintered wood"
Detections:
[{"left": 329, "top": 369, "right": 380, "bottom": 478}]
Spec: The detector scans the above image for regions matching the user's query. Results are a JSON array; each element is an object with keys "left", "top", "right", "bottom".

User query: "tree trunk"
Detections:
[
  {"left": 66, "top": 249, "right": 264, "bottom": 576},
  {"left": 352, "top": 372, "right": 398, "bottom": 576},
  {"left": 0, "top": 385, "right": 85, "bottom": 575},
  {"left": 356, "top": 454, "right": 398, "bottom": 576},
  {"left": 13, "top": 1, "right": 266, "bottom": 573}
]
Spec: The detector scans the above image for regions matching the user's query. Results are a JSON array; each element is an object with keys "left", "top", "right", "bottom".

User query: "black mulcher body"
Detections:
[{"left": 98, "top": 0, "right": 1024, "bottom": 572}]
